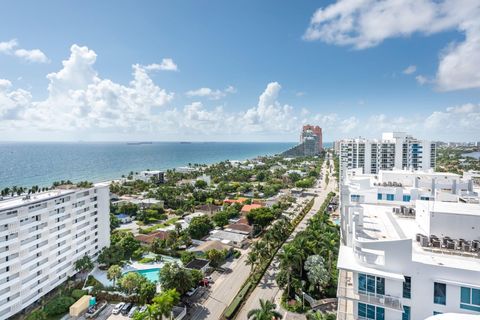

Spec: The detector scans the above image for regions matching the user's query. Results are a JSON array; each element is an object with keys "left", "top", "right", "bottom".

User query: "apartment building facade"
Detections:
[
  {"left": 337, "top": 169, "right": 480, "bottom": 320},
  {"left": 338, "top": 132, "right": 436, "bottom": 178},
  {"left": 0, "top": 183, "right": 110, "bottom": 319}
]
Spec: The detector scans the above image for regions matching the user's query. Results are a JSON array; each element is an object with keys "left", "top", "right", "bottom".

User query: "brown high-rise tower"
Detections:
[{"left": 301, "top": 125, "right": 323, "bottom": 152}]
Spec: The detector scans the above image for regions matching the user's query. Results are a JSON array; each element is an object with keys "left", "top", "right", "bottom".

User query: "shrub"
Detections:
[
  {"left": 26, "top": 310, "right": 47, "bottom": 320},
  {"left": 85, "top": 275, "right": 103, "bottom": 288},
  {"left": 71, "top": 289, "right": 88, "bottom": 300},
  {"left": 44, "top": 296, "right": 75, "bottom": 316}
]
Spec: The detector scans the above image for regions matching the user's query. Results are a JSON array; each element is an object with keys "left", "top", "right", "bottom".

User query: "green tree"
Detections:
[
  {"left": 110, "top": 213, "right": 121, "bottom": 231},
  {"left": 111, "top": 231, "right": 141, "bottom": 260},
  {"left": 151, "top": 289, "right": 181, "bottom": 319},
  {"left": 139, "top": 280, "right": 157, "bottom": 304},
  {"left": 44, "top": 296, "right": 75, "bottom": 316},
  {"left": 180, "top": 251, "right": 196, "bottom": 265},
  {"left": 107, "top": 265, "right": 122, "bottom": 287},
  {"left": 97, "top": 245, "right": 124, "bottom": 267},
  {"left": 195, "top": 179, "right": 208, "bottom": 189},
  {"left": 247, "top": 299, "right": 282, "bottom": 320},
  {"left": 159, "top": 262, "right": 194, "bottom": 295},
  {"left": 74, "top": 255, "right": 93, "bottom": 274},
  {"left": 304, "top": 255, "right": 329, "bottom": 295},
  {"left": 205, "top": 249, "right": 225, "bottom": 268},
  {"left": 119, "top": 272, "right": 146, "bottom": 295},
  {"left": 26, "top": 310, "right": 47, "bottom": 320},
  {"left": 212, "top": 211, "right": 230, "bottom": 227},
  {"left": 187, "top": 216, "right": 213, "bottom": 239}
]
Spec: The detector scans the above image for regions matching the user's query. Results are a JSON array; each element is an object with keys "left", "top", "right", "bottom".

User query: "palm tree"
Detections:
[
  {"left": 277, "top": 244, "right": 303, "bottom": 297},
  {"left": 107, "top": 265, "right": 122, "bottom": 287},
  {"left": 247, "top": 299, "right": 282, "bottom": 320},
  {"left": 245, "top": 251, "right": 258, "bottom": 272}
]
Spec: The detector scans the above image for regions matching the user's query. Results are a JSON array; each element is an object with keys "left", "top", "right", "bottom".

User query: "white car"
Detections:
[
  {"left": 112, "top": 302, "right": 125, "bottom": 315},
  {"left": 128, "top": 306, "right": 138, "bottom": 318}
]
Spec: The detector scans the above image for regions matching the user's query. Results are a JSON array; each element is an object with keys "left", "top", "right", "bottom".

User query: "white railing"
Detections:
[{"left": 337, "top": 285, "right": 403, "bottom": 311}]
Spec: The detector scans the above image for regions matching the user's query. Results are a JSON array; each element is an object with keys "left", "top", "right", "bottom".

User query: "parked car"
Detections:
[
  {"left": 121, "top": 303, "right": 132, "bottom": 315},
  {"left": 112, "top": 302, "right": 125, "bottom": 315},
  {"left": 186, "top": 287, "right": 198, "bottom": 297},
  {"left": 128, "top": 306, "right": 138, "bottom": 318},
  {"left": 138, "top": 305, "right": 147, "bottom": 313}
]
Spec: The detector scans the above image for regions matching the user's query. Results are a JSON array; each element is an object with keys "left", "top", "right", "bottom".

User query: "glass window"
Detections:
[
  {"left": 376, "top": 307, "right": 385, "bottom": 320},
  {"left": 386, "top": 194, "right": 395, "bottom": 201},
  {"left": 402, "top": 306, "right": 411, "bottom": 320},
  {"left": 358, "top": 303, "right": 366, "bottom": 317},
  {"left": 351, "top": 194, "right": 360, "bottom": 202},
  {"left": 376, "top": 277, "right": 385, "bottom": 295},
  {"left": 367, "top": 304, "right": 375, "bottom": 319},
  {"left": 377, "top": 193, "right": 382, "bottom": 200},
  {"left": 367, "top": 275, "right": 376, "bottom": 293},
  {"left": 460, "top": 287, "right": 480, "bottom": 312},
  {"left": 433, "top": 311, "right": 442, "bottom": 315},
  {"left": 403, "top": 276, "right": 411, "bottom": 299},
  {"left": 403, "top": 195, "right": 411, "bottom": 202},
  {"left": 434, "top": 282, "right": 446, "bottom": 305},
  {"left": 359, "top": 273, "right": 367, "bottom": 292},
  {"left": 461, "top": 287, "right": 471, "bottom": 304}
]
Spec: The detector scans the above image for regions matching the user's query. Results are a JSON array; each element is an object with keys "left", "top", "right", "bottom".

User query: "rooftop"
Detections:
[
  {"left": 0, "top": 189, "right": 75, "bottom": 211},
  {"left": 354, "top": 203, "right": 480, "bottom": 271},
  {"left": 241, "top": 204, "right": 262, "bottom": 212},
  {"left": 184, "top": 258, "right": 210, "bottom": 270}
]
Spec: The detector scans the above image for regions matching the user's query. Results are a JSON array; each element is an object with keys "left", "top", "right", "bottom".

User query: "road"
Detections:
[
  {"left": 188, "top": 248, "right": 252, "bottom": 320},
  {"left": 236, "top": 156, "right": 336, "bottom": 320}
]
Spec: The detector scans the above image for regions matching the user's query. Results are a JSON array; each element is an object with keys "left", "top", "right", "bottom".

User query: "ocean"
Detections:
[{"left": 0, "top": 141, "right": 306, "bottom": 189}]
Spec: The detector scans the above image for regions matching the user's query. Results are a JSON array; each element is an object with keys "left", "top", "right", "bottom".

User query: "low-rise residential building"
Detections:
[
  {"left": 240, "top": 204, "right": 263, "bottom": 215},
  {"left": 0, "top": 183, "right": 110, "bottom": 319},
  {"left": 184, "top": 258, "right": 210, "bottom": 273},
  {"left": 115, "top": 213, "right": 132, "bottom": 224},
  {"left": 135, "top": 231, "right": 170, "bottom": 245},
  {"left": 135, "top": 170, "right": 164, "bottom": 184},
  {"left": 207, "top": 230, "right": 249, "bottom": 248},
  {"left": 337, "top": 168, "right": 480, "bottom": 320}
]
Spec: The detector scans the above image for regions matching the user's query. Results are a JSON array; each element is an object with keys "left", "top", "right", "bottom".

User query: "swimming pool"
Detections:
[{"left": 132, "top": 268, "right": 161, "bottom": 283}]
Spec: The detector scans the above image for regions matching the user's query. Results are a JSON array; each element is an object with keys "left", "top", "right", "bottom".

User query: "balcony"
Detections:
[{"left": 337, "top": 270, "right": 403, "bottom": 311}]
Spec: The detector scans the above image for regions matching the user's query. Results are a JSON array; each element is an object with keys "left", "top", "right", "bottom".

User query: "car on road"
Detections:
[{"left": 112, "top": 302, "right": 125, "bottom": 315}]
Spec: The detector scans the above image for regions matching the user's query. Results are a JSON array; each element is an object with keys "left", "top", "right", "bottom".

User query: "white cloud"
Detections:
[
  {"left": 0, "top": 39, "right": 49, "bottom": 63},
  {"left": 303, "top": 0, "right": 480, "bottom": 91},
  {"left": 296, "top": 91, "right": 306, "bottom": 97},
  {"left": 416, "top": 75, "right": 429, "bottom": 85},
  {"left": 0, "top": 39, "right": 18, "bottom": 53},
  {"left": 436, "top": 21, "right": 480, "bottom": 91},
  {"left": 21, "top": 44, "right": 174, "bottom": 131},
  {"left": 403, "top": 65, "right": 417, "bottom": 75},
  {"left": 186, "top": 85, "right": 236, "bottom": 100},
  {"left": 14, "top": 48, "right": 49, "bottom": 63},
  {"left": 143, "top": 58, "right": 178, "bottom": 71}
]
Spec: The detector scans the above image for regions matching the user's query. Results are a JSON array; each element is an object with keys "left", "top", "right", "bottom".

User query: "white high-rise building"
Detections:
[
  {"left": 337, "top": 168, "right": 480, "bottom": 320},
  {"left": 338, "top": 132, "right": 436, "bottom": 178},
  {"left": 0, "top": 183, "right": 110, "bottom": 319}
]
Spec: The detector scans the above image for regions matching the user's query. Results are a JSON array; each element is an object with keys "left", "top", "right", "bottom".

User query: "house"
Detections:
[
  {"left": 184, "top": 258, "right": 210, "bottom": 273},
  {"left": 240, "top": 203, "right": 262, "bottom": 214},
  {"left": 135, "top": 231, "right": 170, "bottom": 245},
  {"left": 223, "top": 197, "right": 248, "bottom": 205},
  {"left": 207, "top": 230, "right": 249, "bottom": 248},
  {"left": 187, "top": 240, "right": 232, "bottom": 255},
  {"left": 224, "top": 223, "right": 252, "bottom": 236},
  {"left": 184, "top": 212, "right": 206, "bottom": 224},
  {"left": 115, "top": 213, "right": 132, "bottom": 224},
  {"left": 195, "top": 204, "right": 222, "bottom": 215},
  {"left": 135, "top": 170, "right": 164, "bottom": 184}
]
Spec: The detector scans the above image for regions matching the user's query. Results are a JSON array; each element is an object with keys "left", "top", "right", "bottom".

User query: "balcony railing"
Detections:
[{"left": 337, "top": 285, "right": 403, "bottom": 311}]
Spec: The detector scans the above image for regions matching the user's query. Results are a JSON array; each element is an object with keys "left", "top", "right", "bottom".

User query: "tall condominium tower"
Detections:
[
  {"left": 0, "top": 183, "right": 110, "bottom": 319},
  {"left": 301, "top": 125, "right": 323, "bottom": 153},
  {"left": 337, "top": 168, "right": 480, "bottom": 320},
  {"left": 338, "top": 132, "right": 436, "bottom": 177}
]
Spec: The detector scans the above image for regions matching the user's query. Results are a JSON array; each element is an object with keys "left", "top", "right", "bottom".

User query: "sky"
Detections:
[{"left": 0, "top": 0, "right": 479, "bottom": 143}]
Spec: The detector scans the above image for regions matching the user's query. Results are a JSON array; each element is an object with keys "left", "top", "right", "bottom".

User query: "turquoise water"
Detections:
[
  {"left": 132, "top": 268, "right": 161, "bottom": 283},
  {"left": 0, "top": 141, "right": 300, "bottom": 189}
]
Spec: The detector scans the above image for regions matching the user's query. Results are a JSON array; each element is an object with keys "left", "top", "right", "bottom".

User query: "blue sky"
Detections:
[{"left": 0, "top": 0, "right": 479, "bottom": 142}]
